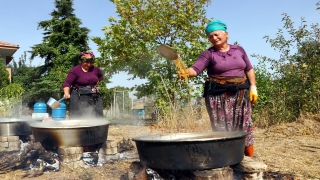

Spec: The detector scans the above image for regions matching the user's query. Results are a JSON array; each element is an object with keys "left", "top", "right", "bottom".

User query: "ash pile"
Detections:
[
  {"left": 128, "top": 157, "right": 268, "bottom": 180},
  {"left": 0, "top": 135, "right": 138, "bottom": 178}
]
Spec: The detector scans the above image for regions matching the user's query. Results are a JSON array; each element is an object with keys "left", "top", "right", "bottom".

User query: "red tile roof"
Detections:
[{"left": 0, "top": 41, "right": 19, "bottom": 48}]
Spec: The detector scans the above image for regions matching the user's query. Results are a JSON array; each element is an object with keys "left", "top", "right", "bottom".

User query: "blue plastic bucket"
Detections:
[
  {"left": 34, "top": 101, "right": 47, "bottom": 113},
  {"left": 52, "top": 102, "right": 66, "bottom": 120}
]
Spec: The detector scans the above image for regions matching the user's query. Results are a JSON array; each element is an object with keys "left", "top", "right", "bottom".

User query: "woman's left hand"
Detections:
[{"left": 249, "top": 86, "right": 258, "bottom": 104}]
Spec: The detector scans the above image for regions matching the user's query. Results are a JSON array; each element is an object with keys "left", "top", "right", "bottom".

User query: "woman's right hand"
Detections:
[
  {"left": 63, "top": 87, "right": 71, "bottom": 99},
  {"left": 64, "top": 93, "right": 71, "bottom": 99}
]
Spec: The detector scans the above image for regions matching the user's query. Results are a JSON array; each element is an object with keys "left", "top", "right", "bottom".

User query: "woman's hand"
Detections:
[
  {"left": 63, "top": 87, "right": 71, "bottom": 99},
  {"left": 249, "top": 86, "right": 258, "bottom": 104},
  {"left": 64, "top": 93, "right": 71, "bottom": 99},
  {"left": 245, "top": 69, "right": 258, "bottom": 104}
]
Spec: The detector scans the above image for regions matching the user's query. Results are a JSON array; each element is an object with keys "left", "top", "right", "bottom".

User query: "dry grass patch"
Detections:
[
  {"left": 254, "top": 115, "right": 320, "bottom": 179},
  {"left": 153, "top": 104, "right": 212, "bottom": 133}
]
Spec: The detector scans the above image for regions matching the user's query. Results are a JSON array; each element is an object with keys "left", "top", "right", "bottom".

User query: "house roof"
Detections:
[
  {"left": 0, "top": 41, "right": 19, "bottom": 49},
  {"left": 0, "top": 40, "right": 20, "bottom": 64}
]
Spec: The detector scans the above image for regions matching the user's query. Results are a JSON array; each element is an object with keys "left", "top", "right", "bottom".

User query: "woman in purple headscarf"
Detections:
[
  {"left": 181, "top": 20, "right": 258, "bottom": 157},
  {"left": 62, "top": 51, "right": 104, "bottom": 119}
]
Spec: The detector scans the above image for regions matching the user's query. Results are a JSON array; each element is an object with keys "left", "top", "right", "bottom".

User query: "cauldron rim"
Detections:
[
  {"left": 132, "top": 131, "right": 249, "bottom": 142},
  {"left": 0, "top": 118, "right": 43, "bottom": 123},
  {"left": 29, "top": 119, "right": 110, "bottom": 129}
]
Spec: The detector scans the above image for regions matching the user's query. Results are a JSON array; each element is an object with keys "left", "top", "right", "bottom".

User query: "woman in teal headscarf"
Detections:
[{"left": 181, "top": 20, "right": 258, "bottom": 157}]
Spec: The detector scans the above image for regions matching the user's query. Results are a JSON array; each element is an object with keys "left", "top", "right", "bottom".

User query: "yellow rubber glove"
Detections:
[
  {"left": 249, "top": 86, "right": 258, "bottom": 104},
  {"left": 177, "top": 70, "right": 189, "bottom": 82}
]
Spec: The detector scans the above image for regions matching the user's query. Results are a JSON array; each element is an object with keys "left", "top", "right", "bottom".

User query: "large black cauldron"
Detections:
[
  {"left": 132, "top": 131, "right": 248, "bottom": 170},
  {"left": 30, "top": 120, "right": 110, "bottom": 148}
]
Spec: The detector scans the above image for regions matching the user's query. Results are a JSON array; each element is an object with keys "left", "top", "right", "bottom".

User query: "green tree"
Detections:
[
  {"left": 0, "top": 57, "right": 25, "bottom": 117},
  {"left": 253, "top": 2, "right": 320, "bottom": 124},
  {"left": 7, "top": 52, "right": 41, "bottom": 108},
  {"left": 8, "top": 52, "right": 38, "bottom": 91},
  {"left": 0, "top": 58, "right": 10, "bottom": 87},
  {"left": 93, "top": 0, "right": 212, "bottom": 111},
  {"left": 28, "top": 0, "right": 91, "bottom": 101}
]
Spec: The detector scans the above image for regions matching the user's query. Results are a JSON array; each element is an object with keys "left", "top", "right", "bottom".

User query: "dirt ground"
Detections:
[{"left": 0, "top": 118, "right": 320, "bottom": 180}]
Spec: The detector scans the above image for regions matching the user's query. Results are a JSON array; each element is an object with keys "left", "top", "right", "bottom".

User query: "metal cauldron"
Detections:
[
  {"left": 0, "top": 118, "right": 43, "bottom": 136},
  {"left": 29, "top": 119, "right": 110, "bottom": 148},
  {"left": 132, "top": 131, "right": 248, "bottom": 170}
]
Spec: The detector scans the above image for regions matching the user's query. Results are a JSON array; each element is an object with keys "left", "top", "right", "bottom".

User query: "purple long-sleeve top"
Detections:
[
  {"left": 191, "top": 45, "right": 253, "bottom": 77},
  {"left": 62, "top": 65, "right": 104, "bottom": 88}
]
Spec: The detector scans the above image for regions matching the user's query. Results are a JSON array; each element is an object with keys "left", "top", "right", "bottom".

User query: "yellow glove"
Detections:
[
  {"left": 177, "top": 70, "right": 189, "bottom": 82},
  {"left": 249, "top": 86, "right": 258, "bottom": 104}
]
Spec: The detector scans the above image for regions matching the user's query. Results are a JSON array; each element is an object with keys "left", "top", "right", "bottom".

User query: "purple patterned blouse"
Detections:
[
  {"left": 191, "top": 45, "right": 253, "bottom": 77},
  {"left": 62, "top": 65, "right": 104, "bottom": 88}
]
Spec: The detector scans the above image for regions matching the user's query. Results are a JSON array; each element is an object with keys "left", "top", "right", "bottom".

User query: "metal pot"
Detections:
[
  {"left": 29, "top": 119, "right": 110, "bottom": 148},
  {"left": 132, "top": 131, "right": 248, "bottom": 170},
  {"left": 0, "top": 118, "right": 43, "bottom": 136}
]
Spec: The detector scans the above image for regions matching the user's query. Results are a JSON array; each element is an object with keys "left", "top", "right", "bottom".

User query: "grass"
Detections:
[{"left": 152, "top": 100, "right": 212, "bottom": 133}]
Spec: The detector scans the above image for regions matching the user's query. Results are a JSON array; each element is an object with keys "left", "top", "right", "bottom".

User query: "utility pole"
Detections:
[
  {"left": 113, "top": 88, "right": 116, "bottom": 117},
  {"left": 122, "top": 91, "right": 124, "bottom": 116}
]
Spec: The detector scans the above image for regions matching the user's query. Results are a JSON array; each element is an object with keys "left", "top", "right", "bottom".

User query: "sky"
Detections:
[{"left": 1, "top": 0, "right": 319, "bottom": 88}]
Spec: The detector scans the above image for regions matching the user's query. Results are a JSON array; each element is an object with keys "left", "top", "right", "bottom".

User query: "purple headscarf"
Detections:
[{"left": 80, "top": 51, "right": 95, "bottom": 60}]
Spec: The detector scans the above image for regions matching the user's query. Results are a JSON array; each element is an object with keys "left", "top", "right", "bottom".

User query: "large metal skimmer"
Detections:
[{"left": 156, "top": 44, "right": 188, "bottom": 82}]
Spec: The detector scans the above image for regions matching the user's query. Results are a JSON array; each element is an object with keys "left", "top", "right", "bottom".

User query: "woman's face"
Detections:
[
  {"left": 207, "top": 30, "right": 228, "bottom": 47},
  {"left": 81, "top": 60, "right": 94, "bottom": 69}
]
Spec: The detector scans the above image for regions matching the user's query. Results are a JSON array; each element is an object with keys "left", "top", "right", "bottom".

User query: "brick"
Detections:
[
  {"left": 105, "top": 153, "right": 120, "bottom": 161},
  {"left": 8, "top": 141, "right": 21, "bottom": 147},
  {"left": 232, "top": 156, "right": 267, "bottom": 173},
  {"left": 119, "top": 151, "right": 139, "bottom": 159},
  {"left": 99, "top": 147, "right": 117, "bottom": 155},
  {"left": 60, "top": 162, "right": 73, "bottom": 170},
  {"left": 99, "top": 153, "right": 120, "bottom": 162},
  {"left": 59, "top": 153, "right": 83, "bottom": 163},
  {"left": 0, "top": 136, "right": 8, "bottom": 142},
  {"left": 0, "top": 147, "right": 6, "bottom": 152},
  {"left": 62, "top": 161, "right": 86, "bottom": 169},
  {"left": 7, "top": 136, "right": 19, "bottom": 142},
  {"left": 0, "top": 142, "right": 9, "bottom": 148},
  {"left": 193, "top": 168, "right": 233, "bottom": 180},
  {"left": 101, "top": 140, "right": 117, "bottom": 149},
  {"left": 58, "top": 147, "right": 83, "bottom": 155},
  {"left": 6, "top": 146, "right": 20, "bottom": 151}
]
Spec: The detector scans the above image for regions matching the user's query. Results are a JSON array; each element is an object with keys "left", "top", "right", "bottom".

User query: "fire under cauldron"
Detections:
[
  {"left": 29, "top": 120, "right": 110, "bottom": 149},
  {"left": 132, "top": 131, "right": 248, "bottom": 170},
  {"left": 0, "top": 118, "right": 43, "bottom": 136}
]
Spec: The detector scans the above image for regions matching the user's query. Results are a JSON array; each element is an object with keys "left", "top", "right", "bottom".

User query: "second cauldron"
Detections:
[
  {"left": 132, "top": 131, "right": 248, "bottom": 170},
  {"left": 30, "top": 119, "right": 110, "bottom": 149}
]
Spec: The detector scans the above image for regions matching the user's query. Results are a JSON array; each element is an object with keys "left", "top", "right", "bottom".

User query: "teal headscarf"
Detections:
[{"left": 205, "top": 20, "right": 227, "bottom": 36}]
